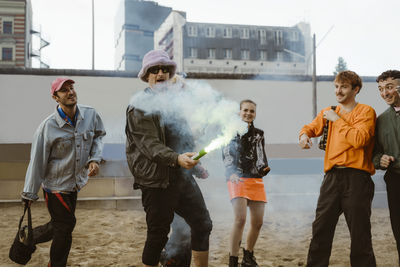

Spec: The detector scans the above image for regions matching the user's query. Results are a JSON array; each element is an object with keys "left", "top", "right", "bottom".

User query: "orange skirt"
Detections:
[{"left": 227, "top": 178, "right": 267, "bottom": 202}]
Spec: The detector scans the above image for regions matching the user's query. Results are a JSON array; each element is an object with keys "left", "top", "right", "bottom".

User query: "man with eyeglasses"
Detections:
[
  {"left": 125, "top": 50, "right": 212, "bottom": 267},
  {"left": 21, "top": 77, "right": 106, "bottom": 267},
  {"left": 373, "top": 70, "right": 400, "bottom": 264}
]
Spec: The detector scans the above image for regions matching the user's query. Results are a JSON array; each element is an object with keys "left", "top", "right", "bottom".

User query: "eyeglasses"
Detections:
[{"left": 148, "top": 65, "right": 170, "bottom": 74}]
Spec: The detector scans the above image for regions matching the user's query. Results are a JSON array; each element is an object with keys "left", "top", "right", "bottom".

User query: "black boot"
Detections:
[
  {"left": 241, "top": 248, "right": 259, "bottom": 267},
  {"left": 229, "top": 255, "right": 239, "bottom": 267}
]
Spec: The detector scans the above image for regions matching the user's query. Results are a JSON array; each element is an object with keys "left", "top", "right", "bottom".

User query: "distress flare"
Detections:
[
  {"left": 192, "top": 149, "right": 207, "bottom": 160},
  {"left": 192, "top": 136, "right": 229, "bottom": 160}
]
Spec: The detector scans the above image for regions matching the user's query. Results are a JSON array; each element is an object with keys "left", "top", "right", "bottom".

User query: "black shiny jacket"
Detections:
[
  {"left": 222, "top": 123, "right": 269, "bottom": 180},
  {"left": 125, "top": 88, "right": 200, "bottom": 189}
]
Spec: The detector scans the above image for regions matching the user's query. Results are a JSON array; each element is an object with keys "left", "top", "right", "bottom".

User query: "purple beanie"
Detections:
[{"left": 138, "top": 50, "right": 177, "bottom": 82}]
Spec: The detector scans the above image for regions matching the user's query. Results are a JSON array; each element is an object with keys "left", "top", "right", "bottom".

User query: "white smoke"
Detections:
[{"left": 129, "top": 78, "right": 247, "bottom": 154}]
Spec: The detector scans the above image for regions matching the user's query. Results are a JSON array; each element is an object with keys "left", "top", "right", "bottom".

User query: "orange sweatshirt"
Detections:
[{"left": 299, "top": 103, "right": 376, "bottom": 174}]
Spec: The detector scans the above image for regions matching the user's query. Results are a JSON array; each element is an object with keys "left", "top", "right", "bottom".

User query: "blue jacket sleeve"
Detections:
[{"left": 22, "top": 126, "right": 50, "bottom": 201}]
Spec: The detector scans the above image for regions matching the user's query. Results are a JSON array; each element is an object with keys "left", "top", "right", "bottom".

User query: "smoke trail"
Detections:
[{"left": 130, "top": 78, "right": 247, "bottom": 155}]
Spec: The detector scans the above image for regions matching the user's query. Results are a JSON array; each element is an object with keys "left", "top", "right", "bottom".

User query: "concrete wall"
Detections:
[
  {"left": 0, "top": 72, "right": 389, "bottom": 204},
  {"left": 0, "top": 73, "right": 387, "bottom": 144}
]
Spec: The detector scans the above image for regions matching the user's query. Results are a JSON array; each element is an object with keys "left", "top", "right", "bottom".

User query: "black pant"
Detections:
[
  {"left": 33, "top": 190, "right": 77, "bottom": 267},
  {"left": 160, "top": 214, "right": 192, "bottom": 267},
  {"left": 384, "top": 170, "right": 400, "bottom": 263},
  {"left": 307, "top": 168, "right": 376, "bottom": 267},
  {"left": 140, "top": 173, "right": 212, "bottom": 266}
]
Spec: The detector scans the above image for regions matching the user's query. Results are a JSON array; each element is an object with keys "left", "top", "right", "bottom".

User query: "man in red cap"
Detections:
[{"left": 21, "top": 77, "right": 106, "bottom": 267}]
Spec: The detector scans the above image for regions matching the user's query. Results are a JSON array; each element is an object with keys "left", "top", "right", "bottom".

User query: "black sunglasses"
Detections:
[{"left": 148, "top": 65, "right": 170, "bottom": 74}]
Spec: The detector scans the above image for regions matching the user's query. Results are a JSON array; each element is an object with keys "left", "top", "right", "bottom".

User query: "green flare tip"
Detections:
[{"left": 192, "top": 149, "right": 207, "bottom": 160}]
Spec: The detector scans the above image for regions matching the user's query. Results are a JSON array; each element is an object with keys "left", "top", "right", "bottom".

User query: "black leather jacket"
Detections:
[
  {"left": 222, "top": 123, "right": 269, "bottom": 180},
  {"left": 125, "top": 88, "right": 198, "bottom": 189},
  {"left": 125, "top": 97, "right": 180, "bottom": 188}
]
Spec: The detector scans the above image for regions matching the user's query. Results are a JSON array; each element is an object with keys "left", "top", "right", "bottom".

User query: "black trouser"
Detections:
[
  {"left": 160, "top": 214, "right": 192, "bottom": 267},
  {"left": 33, "top": 189, "right": 77, "bottom": 267},
  {"left": 384, "top": 169, "right": 400, "bottom": 263},
  {"left": 306, "top": 168, "right": 376, "bottom": 267},
  {"left": 140, "top": 173, "right": 212, "bottom": 266}
]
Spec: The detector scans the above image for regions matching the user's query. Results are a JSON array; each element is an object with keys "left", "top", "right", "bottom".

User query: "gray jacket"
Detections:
[
  {"left": 373, "top": 107, "right": 400, "bottom": 173},
  {"left": 22, "top": 104, "right": 106, "bottom": 200}
]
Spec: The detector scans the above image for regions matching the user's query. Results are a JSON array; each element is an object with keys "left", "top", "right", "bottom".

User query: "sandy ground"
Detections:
[{"left": 0, "top": 203, "right": 398, "bottom": 267}]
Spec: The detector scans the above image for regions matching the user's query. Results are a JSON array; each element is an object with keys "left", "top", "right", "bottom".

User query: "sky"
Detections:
[{"left": 30, "top": 0, "right": 400, "bottom": 76}]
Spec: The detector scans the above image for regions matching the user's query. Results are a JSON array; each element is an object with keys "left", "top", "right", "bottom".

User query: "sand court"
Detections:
[{"left": 0, "top": 202, "right": 398, "bottom": 267}]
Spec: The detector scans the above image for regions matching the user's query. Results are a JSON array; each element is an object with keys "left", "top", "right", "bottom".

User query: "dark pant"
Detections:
[
  {"left": 140, "top": 173, "right": 212, "bottom": 266},
  {"left": 160, "top": 214, "right": 192, "bottom": 267},
  {"left": 306, "top": 168, "right": 376, "bottom": 267},
  {"left": 384, "top": 170, "right": 400, "bottom": 263},
  {"left": 33, "top": 190, "right": 77, "bottom": 267}
]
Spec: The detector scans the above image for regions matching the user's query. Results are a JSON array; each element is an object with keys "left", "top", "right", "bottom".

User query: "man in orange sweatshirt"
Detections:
[{"left": 299, "top": 70, "right": 377, "bottom": 267}]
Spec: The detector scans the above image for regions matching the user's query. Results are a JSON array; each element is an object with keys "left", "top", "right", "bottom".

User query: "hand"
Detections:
[
  {"left": 88, "top": 161, "right": 100, "bottom": 177},
  {"left": 178, "top": 152, "right": 198, "bottom": 169},
  {"left": 263, "top": 166, "right": 271, "bottom": 175},
  {"left": 323, "top": 109, "right": 340, "bottom": 122},
  {"left": 380, "top": 154, "right": 395, "bottom": 169},
  {"left": 299, "top": 134, "right": 312, "bottom": 149},
  {"left": 194, "top": 164, "right": 209, "bottom": 179},
  {"left": 229, "top": 174, "right": 241, "bottom": 184}
]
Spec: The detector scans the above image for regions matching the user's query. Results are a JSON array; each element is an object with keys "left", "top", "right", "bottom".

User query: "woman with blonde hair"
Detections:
[{"left": 222, "top": 99, "right": 270, "bottom": 267}]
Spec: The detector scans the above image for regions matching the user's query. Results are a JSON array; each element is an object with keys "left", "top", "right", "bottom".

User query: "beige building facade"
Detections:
[{"left": 0, "top": 0, "right": 33, "bottom": 67}]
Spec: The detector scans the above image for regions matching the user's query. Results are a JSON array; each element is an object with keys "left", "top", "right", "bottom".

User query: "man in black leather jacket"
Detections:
[{"left": 125, "top": 49, "right": 212, "bottom": 267}]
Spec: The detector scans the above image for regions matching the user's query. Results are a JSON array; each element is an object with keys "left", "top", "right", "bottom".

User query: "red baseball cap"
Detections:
[{"left": 51, "top": 77, "right": 75, "bottom": 95}]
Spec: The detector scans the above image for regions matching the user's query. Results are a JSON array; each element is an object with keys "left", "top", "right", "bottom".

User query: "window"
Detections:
[
  {"left": 124, "top": 54, "right": 140, "bottom": 61},
  {"left": 187, "top": 26, "right": 197, "bottom": 37},
  {"left": 275, "top": 30, "right": 283, "bottom": 45},
  {"left": 241, "top": 49, "right": 250, "bottom": 60},
  {"left": 224, "top": 49, "right": 232, "bottom": 59},
  {"left": 291, "top": 31, "right": 299, "bottom": 41},
  {"left": 223, "top": 28, "right": 232, "bottom": 38},
  {"left": 2, "top": 47, "right": 13, "bottom": 60},
  {"left": 240, "top": 28, "right": 249, "bottom": 39},
  {"left": 206, "top": 27, "right": 215, "bottom": 38},
  {"left": 207, "top": 48, "right": 215, "bottom": 59},
  {"left": 189, "top": 48, "right": 197, "bottom": 58},
  {"left": 3, "top": 21, "right": 13, "bottom": 34},
  {"left": 258, "top": 29, "right": 267, "bottom": 44},
  {"left": 143, "top": 31, "right": 154, "bottom": 37},
  {"left": 277, "top": 51, "right": 283, "bottom": 61},
  {"left": 260, "top": 50, "right": 267, "bottom": 60}
]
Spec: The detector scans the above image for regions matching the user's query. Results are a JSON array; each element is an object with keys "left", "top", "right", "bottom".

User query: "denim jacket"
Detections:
[{"left": 22, "top": 104, "right": 106, "bottom": 200}]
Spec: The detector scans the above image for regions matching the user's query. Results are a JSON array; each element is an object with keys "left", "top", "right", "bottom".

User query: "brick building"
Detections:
[{"left": 0, "top": 0, "right": 33, "bottom": 67}]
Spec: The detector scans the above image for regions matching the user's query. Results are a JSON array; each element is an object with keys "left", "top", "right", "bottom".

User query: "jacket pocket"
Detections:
[
  {"left": 126, "top": 151, "right": 163, "bottom": 184},
  {"left": 83, "top": 130, "right": 95, "bottom": 152},
  {"left": 51, "top": 137, "right": 73, "bottom": 159}
]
